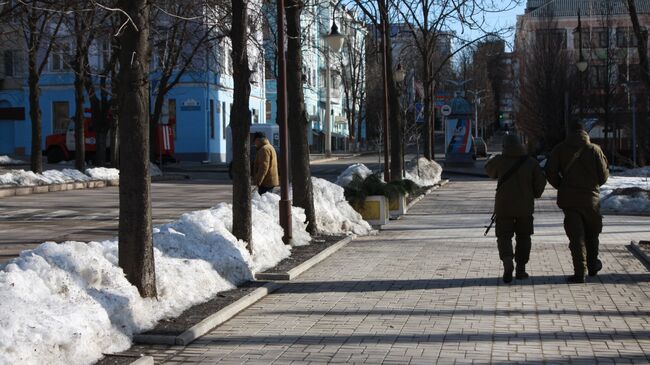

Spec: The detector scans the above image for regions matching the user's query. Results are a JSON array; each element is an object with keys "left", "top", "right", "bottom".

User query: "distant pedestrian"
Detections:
[
  {"left": 252, "top": 131, "right": 279, "bottom": 195},
  {"left": 546, "top": 122, "right": 609, "bottom": 284},
  {"left": 485, "top": 134, "right": 547, "bottom": 283}
]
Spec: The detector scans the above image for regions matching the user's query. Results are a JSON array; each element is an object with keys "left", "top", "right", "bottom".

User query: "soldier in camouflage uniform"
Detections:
[
  {"left": 546, "top": 123, "right": 609, "bottom": 284},
  {"left": 486, "top": 134, "right": 547, "bottom": 283}
]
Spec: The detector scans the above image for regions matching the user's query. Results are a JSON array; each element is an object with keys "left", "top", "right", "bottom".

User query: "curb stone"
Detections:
[
  {"left": 0, "top": 180, "right": 116, "bottom": 198},
  {"left": 256, "top": 236, "right": 354, "bottom": 281},
  {"left": 134, "top": 282, "right": 281, "bottom": 346},
  {"left": 97, "top": 354, "right": 154, "bottom": 365},
  {"left": 630, "top": 241, "right": 650, "bottom": 268},
  {"left": 406, "top": 179, "right": 450, "bottom": 210}
]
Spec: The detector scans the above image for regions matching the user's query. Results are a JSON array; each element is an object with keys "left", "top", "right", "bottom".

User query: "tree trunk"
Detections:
[
  {"left": 423, "top": 78, "right": 433, "bottom": 160},
  {"left": 286, "top": 0, "right": 317, "bottom": 235},
  {"left": 27, "top": 10, "right": 42, "bottom": 174},
  {"left": 28, "top": 67, "right": 42, "bottom": 173},
  {"left": 380, "top": 1, "right": 403, "bottom": 181},
  {"left": 74, "top": 73, "right": 85, "bottom": 170},
  {"left": 117, "top": 0, "right": 156, "bottom": 298},
  {"left": 230, "top": 0, "right": 253, "bottom": 247},
  {"left": 627, "top": 0, "right": 650, "bottom": 90}
]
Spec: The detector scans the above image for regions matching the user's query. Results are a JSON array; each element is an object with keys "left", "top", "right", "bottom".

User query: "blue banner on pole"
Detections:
[{"left": 415, "top": 103, "right": 424, "bottom": 123}]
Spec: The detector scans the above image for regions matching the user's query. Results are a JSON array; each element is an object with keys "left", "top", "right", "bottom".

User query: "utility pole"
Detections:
[
  {"left": 379, "top": 0, "right": 391, "bottom": 181},
  {"left": 277, "top": 0, "right": 292, "bottom": 244}
]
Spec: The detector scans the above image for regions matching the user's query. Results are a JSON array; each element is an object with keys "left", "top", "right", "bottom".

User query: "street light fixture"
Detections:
[
  {"left": 323, "top": 18, "right": 345, "bottom": 156},
  {"left": 325, "top": 20, "right": 345, "bottom": 52},
  {"left": 394, "top": 63, "right": 406, "bottom": 83}
]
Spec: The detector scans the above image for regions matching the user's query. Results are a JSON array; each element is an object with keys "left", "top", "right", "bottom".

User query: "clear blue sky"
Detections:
[{"left": 451, "top": 2, "right": 527, "bottom": 51}]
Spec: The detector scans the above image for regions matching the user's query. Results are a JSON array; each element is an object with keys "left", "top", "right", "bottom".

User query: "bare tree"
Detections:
[
  {"left": 117, "top": 0, "right": 156, "bottom": 297},
  {"left": 394, "top": 0, "right": 516, "bottom": 160},
  {"left": 347, "top": 0, "right": 403, "bottom": 180},
  {"left": 148, "top": 1, "right": 228, "bottom": 162},
  {"left": 10, "top": 1, "right": 64, "bottom": 173},
  {"left": 626, "top": 0, "right": 650, "bottom": 90},
  {"left": 284, "top": 0, "right": 317, "bottom": 234},
  {"left": 516, "top": 14, "right": 575, "bottom": 153},
  {"left": 338, "top": 14, "right": 366, "bottom": 152},
  {"left": 230, "top": 0, "right": 253, "bottom": 248}
]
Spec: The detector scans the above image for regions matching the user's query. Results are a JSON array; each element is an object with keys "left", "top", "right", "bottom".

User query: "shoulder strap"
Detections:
[
  {"left": 562, "top": 146, "right": 587, "bottom": 178},
  {"left": 497, "top": 156, "right": 529, "bottom": 191}
]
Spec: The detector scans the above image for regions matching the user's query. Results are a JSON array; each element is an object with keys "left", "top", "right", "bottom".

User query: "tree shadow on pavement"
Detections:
[{"left": 275, "top": 273, "right": 650, "bottom": 293}]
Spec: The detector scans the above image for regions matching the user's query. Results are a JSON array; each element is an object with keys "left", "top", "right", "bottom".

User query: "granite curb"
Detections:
[
  {"left": 134, "top": 282, "right": 281, "bottom": 346},
  {"left": 0, "top": 174, "right": 188, "bottom": 198},
  {"left": 255, "top": 236, "right": 354, "bottom": 281},
  {"left": 406, "top": 179, "right": 450, "bottom": 210},
  {"left": 630, "top": 241, "right": 650, "bottom": 268}
]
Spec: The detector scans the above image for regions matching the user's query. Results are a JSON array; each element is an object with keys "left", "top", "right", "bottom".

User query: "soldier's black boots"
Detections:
[
  {"left": 588, "top": 259, "right": 602, "bottom": 277},
  {"left": 515, "top": 264, "right": 529, "bottom": 280},
  {"left": 566, "top": 275, "right": 585, "bottom": 284},
  {"left": 503, "top": 260, "right": 514, "bottom": 283}
]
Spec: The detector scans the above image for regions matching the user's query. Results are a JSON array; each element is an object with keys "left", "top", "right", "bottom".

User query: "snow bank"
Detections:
[
  {"left": 335, "top": 163, "right": 374, "bottom": 187},
  {"left": 150, "top": 162, "right": 163, "bottom": 177},
  {"left": 85, "top": 167, "right": 119, "bottom": 181},
  {"left": 405, "top": 158, "right": 442, "bottom": 187},
  {"left": 313, "top": 177, "right": 373, "bottom": 236},
  {"left": 0, "top": 169, "right": 91, "bottom": 186},
  {"left": 613, "top": 166, "right": 650, "bottom": 177},
  {"left": 0, "top": 156, "right": 25, "bottom": 165},
  {"left": 600, "top": 176, "right": 650, "bottom": 214},
  {"left": 0, "top": 196, "right": 296, "bottom": 365}
]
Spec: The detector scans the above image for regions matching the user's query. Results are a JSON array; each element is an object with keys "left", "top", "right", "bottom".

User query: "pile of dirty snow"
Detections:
[
  {"left": 0, "top": 197, "right": 297, "bottom": 365},
  {"left": 85, "top": 167, "right": 119, "bottom": 181},
  {"left": 0, "top": 155, "right": 25, "bottom": 165},
  {"left": 601, "top": 176, "right": 650, "bottom": 214},
  {"left": 613, "top": 166, "right": 650, "bottom": 177},
  {"left": 335, "top": 163, "right": 374, "bottom": 187},
  {"left": 405, "top": 158, "right": 443, "bottom": 187},
  {"left": 313, "top": 177, "right": 373, "bottom": 236},
  {"left": 0, "top": 169, "right": 91, "bottom": 186}
]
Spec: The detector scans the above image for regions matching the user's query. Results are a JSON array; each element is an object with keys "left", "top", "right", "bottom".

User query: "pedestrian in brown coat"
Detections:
[
  {"left": 546, "top": 122, "right": 609, "bottom": 283},
  {"left": 486, "top": 134, "right": 547, "bottom": 283},
  {"left": 252, "top": 132, "right": 279, "bottom": 195}
]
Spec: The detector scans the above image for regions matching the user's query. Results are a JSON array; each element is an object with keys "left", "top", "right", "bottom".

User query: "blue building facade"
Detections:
[{"left": 0, "top": 7, "right": 266, "bottom": 163}]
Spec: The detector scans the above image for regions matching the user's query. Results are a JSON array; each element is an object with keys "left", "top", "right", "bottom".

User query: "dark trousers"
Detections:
[
  {"left": 496, "top": 216, "right": 534, "bottom": 265},
  {"left": 258, "top": 186, "right": 275, "bottom": 195},
  {"left": 562, "top": 207, "right": 602, "bottom": 276}
]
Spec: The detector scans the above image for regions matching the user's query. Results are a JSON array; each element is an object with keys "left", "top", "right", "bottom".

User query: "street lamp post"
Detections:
[
  {"left": 394, "top": 63, "right": 406, "bottom": 177},
  {"left": 323, "top": 13, "right": 345, "bottom": 157},
  {"left": 277, "top": 0, "right": 291, "bottom": 244}
]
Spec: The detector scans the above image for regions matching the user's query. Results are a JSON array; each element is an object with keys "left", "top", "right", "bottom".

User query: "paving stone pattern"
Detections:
[{"left": 129, "top": 177, "right": 650, "bottom": 364}]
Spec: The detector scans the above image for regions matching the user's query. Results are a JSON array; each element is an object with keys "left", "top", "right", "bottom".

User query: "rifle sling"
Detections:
[{"left": 496, "top": 155, "right": 529, "bottom": 191}]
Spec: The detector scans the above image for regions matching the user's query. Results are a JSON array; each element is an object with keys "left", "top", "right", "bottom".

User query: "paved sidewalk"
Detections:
[{"left": 128, "top": 177, "right": 650, "bottom": 364}]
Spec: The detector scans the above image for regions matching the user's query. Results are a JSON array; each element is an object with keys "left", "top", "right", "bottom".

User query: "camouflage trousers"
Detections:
[
  {"left": 496, "top": 216, "right": 534, "bottom": 264},
  {"left": 562, "top": 207, "right": 603, "bottom": 276}
]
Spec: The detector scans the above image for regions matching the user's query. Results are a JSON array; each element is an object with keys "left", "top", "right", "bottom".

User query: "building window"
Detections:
[
  {"left": 574, "top": 28, "right": 608, "bottom": 49},
  {"left": 589, "top": 65, "right": 608, "bottom": 88},
  {"left": 98, "top": 39, "right": 111, "bottom": 70},
  {"left": 3, "top": 50, "right": 23, "bottom": 77},
  {"left": 536, "top": 29, "right": 566, "bottom": 49},
  {"left": 52, "top": 101, "right": 70, "bottom": 133},
  {"left": 616, "top": 28, "right": 639, "bottom": 48},
  {"left": 50, "top": 43, "right": 71, "bottom": 72},
  {"left": 222, "top": 101, "right": 227, "bottom": 138},
  {"left": 209, "top": 99, "right": 215, "bottom": 139}
]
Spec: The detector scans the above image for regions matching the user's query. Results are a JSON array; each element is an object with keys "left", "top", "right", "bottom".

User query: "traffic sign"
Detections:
[{"left": 441, "top": 104, "right": 452, "bottom": 116}]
